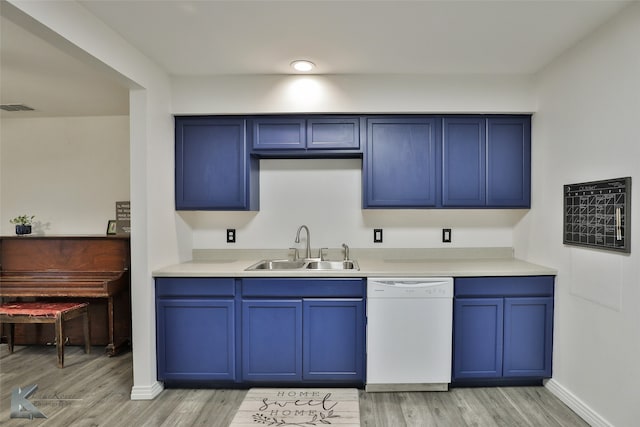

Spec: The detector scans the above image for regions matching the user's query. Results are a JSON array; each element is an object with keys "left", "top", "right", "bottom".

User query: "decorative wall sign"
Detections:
[
  {"left": 115, "top": 201, "right": 130, "bottom": 234},
  {"left": 563, "top": 177, "right": 631, "bottom": 253}
]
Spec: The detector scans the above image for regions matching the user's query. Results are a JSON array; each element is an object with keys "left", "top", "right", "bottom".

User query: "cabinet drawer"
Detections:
[
  {"left": 455, "top": 276, "right": 554, "bottom": 298},
  {"left": 242, "top": 278, "right": 365, "bottom": 298},
  {"left": 156, "top": 277, "right": 236, "bottom": 297}
]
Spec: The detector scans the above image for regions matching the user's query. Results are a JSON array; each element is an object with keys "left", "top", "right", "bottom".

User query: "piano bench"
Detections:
[{"left": 0, "top": 302, "right": 91, "bottom": 368}]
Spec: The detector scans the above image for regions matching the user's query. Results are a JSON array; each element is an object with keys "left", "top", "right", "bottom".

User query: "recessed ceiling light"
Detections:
[{"left": 290, "top": 60, "right": 315, "bottom": 72}]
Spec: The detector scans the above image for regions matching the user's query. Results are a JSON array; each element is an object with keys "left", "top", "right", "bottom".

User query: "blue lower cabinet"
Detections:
[
  {"left": 156, "top": 277, "right": 365, "bottom": 386},
  {"left": 242, "top": 300, "right": 303, "bottom": 382},
  {"left": 453, "top": 298, "right": 504, "bottom": 379},
  {"left": 156, "top": 299, "right": 235, "bottom": 381},
  {"left": 453, "top": 276, "right": 554, "bottom": 383},
  {"left": 241, "top": 298, "right": 365, "bottom": 384},
  {"left": 503, "top": 297, "right": 553, "bottom": 378},
  {"left": 302, "top": 299, "right": 365, "bottom": 382}
]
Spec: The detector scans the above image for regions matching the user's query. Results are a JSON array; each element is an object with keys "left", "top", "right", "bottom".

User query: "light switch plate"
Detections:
[
  {"left": 442, "top": 228, "right": 452, "bottom": 243},
  {"left": 374, "top": 229, "right": 383, "bottom": 243}
]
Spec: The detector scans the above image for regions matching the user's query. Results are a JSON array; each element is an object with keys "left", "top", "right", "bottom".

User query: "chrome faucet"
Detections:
[
  {"left": 295, "top": 225, "right": 312, "bottom": 259},
  {"left": 342, "top": 243, "right": 350, "bottom": 261}
]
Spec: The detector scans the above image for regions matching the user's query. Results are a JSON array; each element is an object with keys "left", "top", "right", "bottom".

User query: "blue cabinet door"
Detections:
[
  {"left": 364, "top": 117, "right": 440, "bottom": 207},
  {"left": 442, "top": 117, "right": 487, "bottom": 206},
  {"left": 307, "top": 117, "right": 360, "bottom": 150},
  {"left": 253, "top": 118, "right": 306, "bottom": 150},
  {"left": 175, "top": 117, "right": 258, "bottom": 210},
  {"left": 242, "top": 300, "right": 302, "bottom": 382},
  {"left": 302, "top": 299, "right": 365, "bottom": 382},
  {"left": 453, "top": 298, "right": 504, "bottom": 379},
  {"left": 503, "top": 297, "right": 553, "bottom": 378},
  {"left": 156, "top": 299, "right": 235, "bottom": 381},
  {"left": 453, "top": 276, "right": 554, "bottom": 384},
  {"left": 486, "top": 116, "right": 531, "bottom": 207}
]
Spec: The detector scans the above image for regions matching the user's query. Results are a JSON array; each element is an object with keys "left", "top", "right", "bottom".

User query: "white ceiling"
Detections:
[
  {"left": 0, "top": 0, "right": 633, "bottom": 117},
  {"left": 0, "top": 14, "right": 129, "bottom": 118}
]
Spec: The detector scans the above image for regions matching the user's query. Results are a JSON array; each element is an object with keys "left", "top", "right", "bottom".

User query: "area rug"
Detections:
[{"left": 230, "top": 388, "right": 360, "bottom": 426}]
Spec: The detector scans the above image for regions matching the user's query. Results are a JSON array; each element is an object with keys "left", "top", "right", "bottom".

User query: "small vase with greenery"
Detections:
[{"left": 10, "top": 215, "right": 35, "bottom": 235}]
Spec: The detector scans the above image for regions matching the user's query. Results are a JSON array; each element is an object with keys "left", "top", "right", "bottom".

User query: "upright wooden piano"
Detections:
[{"left": 0, "top": 235, "right": 131, "bottom": 355}]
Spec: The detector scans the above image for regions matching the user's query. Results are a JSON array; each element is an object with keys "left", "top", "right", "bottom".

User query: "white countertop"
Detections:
[{"left": 153, "top": 248, "right": 556, "bottom": 278}]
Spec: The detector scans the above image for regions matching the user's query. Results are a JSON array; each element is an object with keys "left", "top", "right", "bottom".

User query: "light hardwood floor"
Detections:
[{"left": 0, "top": 345, "right": 588, "bottom": 426}]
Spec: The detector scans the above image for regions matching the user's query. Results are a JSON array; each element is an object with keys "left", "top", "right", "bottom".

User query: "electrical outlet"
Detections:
[
  {"left": 442, "top": 228, "right": 452, "bottom": 243},
  {"left": 226, "top": 229, "right": 236, "bottom": 243},
  {"left": 374, "top": 228, "right": 383, "bottom": 243}
]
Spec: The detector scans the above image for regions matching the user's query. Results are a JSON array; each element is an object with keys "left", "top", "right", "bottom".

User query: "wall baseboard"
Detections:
[
  {"left": 130, "top": 381, "right": 164, "bottom": 400},
  {"left": 545, "top": 379, "right": 612, "bottom": 427}
]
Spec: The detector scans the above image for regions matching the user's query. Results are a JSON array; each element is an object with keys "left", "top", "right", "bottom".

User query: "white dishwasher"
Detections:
[{"left": 366, "top": 277, "right": 453, "bottom": 392}]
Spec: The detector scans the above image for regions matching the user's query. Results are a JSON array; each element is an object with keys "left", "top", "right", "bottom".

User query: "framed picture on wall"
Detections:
[
  {"left": 106, "top": 220, "right": 117, "bottom": 235},
  {"left": 563, "top": 177, "right": 631, "bottom": 253}
]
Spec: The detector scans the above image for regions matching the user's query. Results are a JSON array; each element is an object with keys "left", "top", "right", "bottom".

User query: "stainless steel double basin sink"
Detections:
[{"left": 245, "top": 259, "right": 359, "bottom": 271}]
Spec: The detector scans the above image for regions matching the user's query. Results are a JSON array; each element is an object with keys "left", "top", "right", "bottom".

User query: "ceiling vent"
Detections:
[{"left": 0, "top": 104, "right": 35, "bottom": 112}]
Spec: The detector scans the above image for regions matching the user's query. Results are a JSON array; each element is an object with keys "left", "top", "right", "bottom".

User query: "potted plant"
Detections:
[{"left": 10, "top": 215, "right": 35, "bottom": 235}]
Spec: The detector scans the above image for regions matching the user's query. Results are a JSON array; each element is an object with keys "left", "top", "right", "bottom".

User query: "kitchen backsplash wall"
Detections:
[{"left": 184, "top": 158, "right": 526, "bottom": 250}]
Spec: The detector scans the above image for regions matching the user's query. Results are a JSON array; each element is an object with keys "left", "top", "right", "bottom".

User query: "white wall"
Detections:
[
  {"left": 186, "top": 158, "right": 523, "bottom": 250},
  {"left": 6, "top": 0, "right": 186, "bottom": 400},
  {"left": 0, "top": 116, "right": 129, "bottom": 235},
  {"left": 515, "top": 3, "right": 640, "bottom": 426},
  {"left": 173, "top": 74, "right": 536, "bottom": 115},
  {"left": 174, "top": 73, "right": 535, "bottom": 250}
]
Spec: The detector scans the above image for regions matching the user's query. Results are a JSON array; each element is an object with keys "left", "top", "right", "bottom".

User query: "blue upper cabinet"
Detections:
[
  {"left": 442, "top": 117, "right": 487, "bottom": 206},
  {"left": 253, "top": 118, "right": 306, "bottom": 150},
  {"left": 364, "top": 117, "right": 440, "bottom": 208},
  {"left": 307, "top": 118, "right": 360, "bottom": 150},
  {"left": 175, "top": 117, "right": 258, "bottom": 210},
  {"left": 443, "top": 115, "right": 531, "bottom": 208},
  {"left": 175, "top": 114, "right": 530, "bottom": 211},
  {"left": 252, "top": 116, "right": 361, "bottom": 154},
  {"left": 486, "top": 116, "right": 531, "bottom": 207}
]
